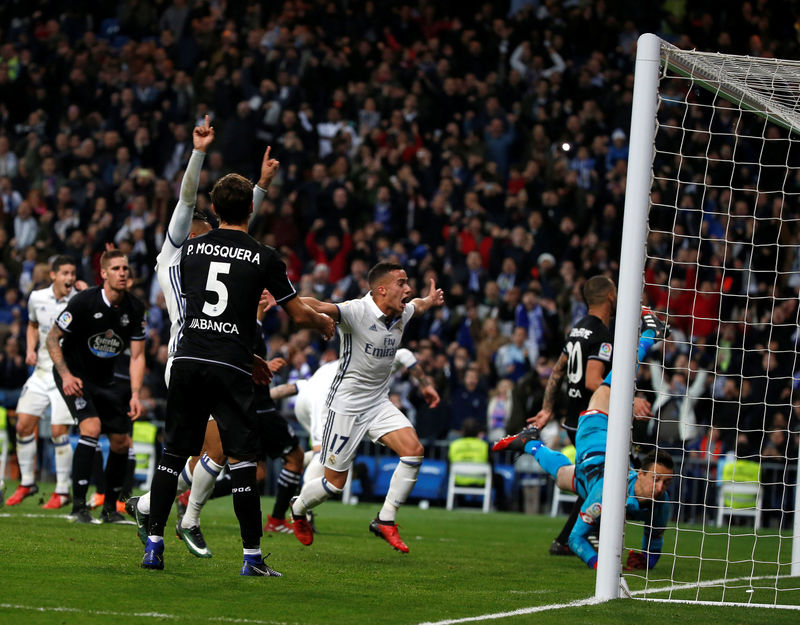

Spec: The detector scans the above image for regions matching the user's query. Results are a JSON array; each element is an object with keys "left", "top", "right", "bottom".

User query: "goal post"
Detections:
[{"left": 597, "top": 33, "right": 800, "bottom": 608}]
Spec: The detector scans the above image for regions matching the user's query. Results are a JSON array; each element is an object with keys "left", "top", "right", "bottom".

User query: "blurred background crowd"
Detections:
[{"left": 0, "top": 0, "right": 799, "bottom": 473}]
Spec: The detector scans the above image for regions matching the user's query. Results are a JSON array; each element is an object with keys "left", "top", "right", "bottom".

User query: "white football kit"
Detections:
[
  {"left": 296, "top": 347, "right": 417, "bottom": 448},
  {"left": 16, "top": 285, "right": 76, "bottom": 425},
  {"left": 320, "top": 294, "right": 416, "bottom": 472}
]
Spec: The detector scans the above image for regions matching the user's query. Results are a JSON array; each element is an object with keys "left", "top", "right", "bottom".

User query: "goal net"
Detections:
[{"left": 597, "top": 34, "right": 800, "bottom": 609}]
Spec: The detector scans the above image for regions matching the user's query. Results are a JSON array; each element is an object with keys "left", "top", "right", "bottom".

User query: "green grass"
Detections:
[{"left": 1, "top": 481, "right": 798, "bottom": 625}]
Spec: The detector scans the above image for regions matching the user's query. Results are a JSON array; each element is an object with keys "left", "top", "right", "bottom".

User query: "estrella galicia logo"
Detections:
[{"left": 87, "top": 329, "right": 124, "bottom": 358}]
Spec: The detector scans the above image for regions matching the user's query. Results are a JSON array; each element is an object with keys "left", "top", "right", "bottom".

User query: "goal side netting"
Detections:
[{"left": 596, "top": 34, "right": 800, "bottom": 609}]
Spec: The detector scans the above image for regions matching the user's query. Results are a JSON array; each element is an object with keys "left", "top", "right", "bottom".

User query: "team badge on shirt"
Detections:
[
  {"left": 598, "top": 342, "right": 612, "bottom": 361},
  {"left": 120, "top": 314, "right": 129, "bottom": 327}
]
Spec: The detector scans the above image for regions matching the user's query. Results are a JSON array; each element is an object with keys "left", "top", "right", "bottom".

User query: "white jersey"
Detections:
[
  {"left": 27, "top": 284, "right": 76, "bottom": 378},
  {"left": 326, "top": 294, "right": 416, "bottom": 413}
]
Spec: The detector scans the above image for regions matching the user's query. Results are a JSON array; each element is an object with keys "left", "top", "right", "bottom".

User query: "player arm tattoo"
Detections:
[
  {"left": 409, "top": 364, "right": 434, "bottom": 390},
  {"left": 128, "top": 340, "right": 146, "bottom": 396},
  {"left": 46, "top": 325, "right": 70, "bottom": 377},
  {"left": 541, "top": 352, "right": 568, "bottom": 413}
]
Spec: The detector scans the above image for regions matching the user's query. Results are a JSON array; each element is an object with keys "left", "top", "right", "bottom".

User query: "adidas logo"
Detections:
[{"left": 369, "top": 324, "right": 378, "bottom": 331}]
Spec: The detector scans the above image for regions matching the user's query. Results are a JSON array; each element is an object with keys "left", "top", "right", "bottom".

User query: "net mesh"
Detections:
[{"left": 623, "top": 43, "right": 800, "bottom": 607}]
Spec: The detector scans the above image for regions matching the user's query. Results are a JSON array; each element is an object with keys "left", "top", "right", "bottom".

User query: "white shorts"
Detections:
[
  {"left": 294, "top": 384, "right": 325, "bottom": 448},
  {"left": 16, "top": 372, "right": 74, "bottom": 426},
  {"left": 320, "top": 399, "right": 412, "bottom": 473}
]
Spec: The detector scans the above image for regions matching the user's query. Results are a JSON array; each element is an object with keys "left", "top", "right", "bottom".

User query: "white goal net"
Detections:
[{"left": 598, "top": 34, "right": 800, "bottom": 609}]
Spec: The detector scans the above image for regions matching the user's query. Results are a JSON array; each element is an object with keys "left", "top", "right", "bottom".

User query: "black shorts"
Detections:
[
  {"left": 253, "top": 387, "right": 299, "bottom": 459},
  {"left": 54, "top": 371, "right": 131, "bottom": 435},
  {"left": 166, "top": 360, "right": 257, "bottom": 458}
]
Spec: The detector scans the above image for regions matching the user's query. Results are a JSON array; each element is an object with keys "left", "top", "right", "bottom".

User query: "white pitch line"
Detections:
[
  {"left": 629, "top": 573, "right": 800, "bottom": 597},
  {"left": 0, "top": 512, "right": 70, "bottom": 519},
  {"left": 414, "top": 597, "right": 603, "bottom": 625},
  {"left": 0, "top": 604, "right": 296, "bottom": 625}
]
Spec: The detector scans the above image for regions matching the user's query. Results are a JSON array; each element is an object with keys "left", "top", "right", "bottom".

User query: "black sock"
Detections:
[
  {"left": 272, "top": 468, "right": 302, "bottom": 519},
  {"left": 148, "top": 451, "right": 187, "bottom": 537},
  {"left": 91, "top": 446, "right": 106, "bottom": 494},
  {"left": 230, "top": 461, "right": 262, "bottom": 550},
  {"left": 102, "top": 450, "right": 127, "bottom": 513},
  {"left": 72, "top": 436, "right": 99, "bottom": 511},
  {"left": 210, "top": 472, "right": 232, "bottom": 499},
  {"left": 120, "top": 448, "right": 136, "bottom": 501},
  {"left": 556, "top": 497, "right": 585, "bottom": 544}
]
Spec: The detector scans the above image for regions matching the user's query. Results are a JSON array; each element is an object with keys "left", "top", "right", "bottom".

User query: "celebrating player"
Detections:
[{"left": 288, "top": 262, "right": 444, "bottom": 553}]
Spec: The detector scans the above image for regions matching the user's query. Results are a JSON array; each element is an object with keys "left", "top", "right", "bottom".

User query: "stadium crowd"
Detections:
[{"left": 1, "top": 0, "right": 799, "bottom": 503}]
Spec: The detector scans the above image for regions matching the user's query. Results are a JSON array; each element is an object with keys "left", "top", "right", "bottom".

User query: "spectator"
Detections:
[{"left": 448, "top": 366, "right": 488, "bottom": 438}]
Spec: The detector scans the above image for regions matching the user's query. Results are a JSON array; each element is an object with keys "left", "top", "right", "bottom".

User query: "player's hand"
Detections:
[
  {"left": 25, "top": 351, "right": 37, "bottom": 367},
  {"left": 257, "top": 289, "right": 277, "bottom": 321},
  {"left": 258, "top": 145, "right": 280, "bottom": 188},
  {"left": 624, "top": 550, "right": 648, "bottom": 570},
  {"left": 425, "top": 278, "right": 444, "bottom": 307},
  {"left": 193, "top": 114, "right": 215, "bottom": 152},
  {"left": 633, "top": 396, "right": 653, "bottom": 421},
  {"left": 267, "top": 357, "right": 287, "bottom": 374},
  {"left": 318, "top": 313, "right": 335, "bottom": 341},
  {"left": 74, "top": 280, "right": 89, "bottom": 291},
  {"left": 128, "top": 395, "right": 143, "bottom": 420},
  {"left": 61, "top": 372, "right": 83, "bottom": 397},
  {"left": 527, "top": 408, "right": 551, "bottom": 429},
  {"left": 252, "top": 354, "right": 273, "bottom": 386},
  {"left": 422, "top": 385, "right": 440, "bottom": 408}
]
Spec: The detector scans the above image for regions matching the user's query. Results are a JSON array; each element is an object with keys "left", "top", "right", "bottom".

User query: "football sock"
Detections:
[
  {"left": 177, "top": 458, "right": 193, "bottom": 494},
  {"left": 148, "top": 451, "right": 187, "bottom": 537},
  {"left": 211, "top": 471, "right": 232, "bottom": 499},
  {"left": 72, "top": 436, "right": 99, "bottom": 509},
  {"left": 181, "top": 454, "right": 223, "bottom": 529},
  {"left": 273, "top": 467, "right": 302, "bottom": 519},
  {"left": 556, "top": 498, "right": 584, "bottom": 545},
  {"left": 303, "top": 454, "right": 325, "bottom": 482},
  {"left": 379, "top": 456, "right": 422, "bottom": 523},
  {"left": 15, "top": 433, "right": 36, "bottom": 486},
  {"left": 603, "top": 329, "right": 656, "bottom": 387},
  {"left": 120, "top": 447, "right": 136, "bottom": 501},
  {"left": 229, "top": 461, "right": 262, "bottom": 550},
  {"left": 532, "top": 445, "right": 572, "bottom": 479},
  {"left": 302, "top": 450, "right": 316, "bottom": 469},
  {"left": 292, "top": 476, "right": 342, "bottom": 516},
  {"left": 52, "top": 434, "right": 73, "bottom": 495},
  {"left": 91, "top": 446, "right": 105, "bottom": 494},
  {"left": 103, "top": 449, "right": 128, "bottom": 512}
]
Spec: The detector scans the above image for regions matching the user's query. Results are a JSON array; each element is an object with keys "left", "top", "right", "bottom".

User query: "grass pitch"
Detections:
[{"left": 1, "top": 481, "right": 798, "bottom": 625}]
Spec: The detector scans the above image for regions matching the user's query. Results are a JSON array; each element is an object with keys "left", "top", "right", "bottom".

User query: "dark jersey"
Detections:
[
  {"left": 55, "top": 286, "right": 146, "bottom": 387},
  {"left": 562, "top": 314, "right": 613, "bottom": 432},
  {"left": 174, "top": 228, "right": 295, "bottom": 375}
]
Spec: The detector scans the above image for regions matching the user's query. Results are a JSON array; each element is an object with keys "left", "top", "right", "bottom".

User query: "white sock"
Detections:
[
  {"left": 16, "top": 434, "right": 37, "bottom": 486},
  {"left": 379, "top": 456, "right": 422, "bottom": 522},
  {"left": 302, "top": 454, "right": 325, "bottom": 483},
  {"left": 52, "top": 434, "right": 73, "bottom": 495},
  {"left": 138, "top": 491, "right": 151, "bottom": 515},
  {"left": 291, "top": 477, "right": 342, "bottom": 517},
  {"left": 243, "top": 547, "right": 262, "bottom": 559},
  {"left": 302, "top": 450, "right": 316, "bottom": 470},
  {"left": 181, "top": 454, "right": 223, "bottom": 529},
  {"left": 147, "top": 535, "right": 163, "bottom": 544},
  {"left": 177, "top": 459, "right": 193, "bottom": 494}
]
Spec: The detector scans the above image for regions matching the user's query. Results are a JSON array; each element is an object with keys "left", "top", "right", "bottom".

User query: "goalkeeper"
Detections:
[{"left": 494, "top": 309, "right": 673, "bottom": 570}]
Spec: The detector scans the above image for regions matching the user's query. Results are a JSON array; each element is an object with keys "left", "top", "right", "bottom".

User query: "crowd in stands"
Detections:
[{"left": 0, "top": 0, "right": 799, "bottom": 477}]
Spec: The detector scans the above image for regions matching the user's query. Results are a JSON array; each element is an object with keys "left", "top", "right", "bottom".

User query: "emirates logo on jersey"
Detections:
[{"left": 87, "top": 330, "right": 124, "bottom": 358}]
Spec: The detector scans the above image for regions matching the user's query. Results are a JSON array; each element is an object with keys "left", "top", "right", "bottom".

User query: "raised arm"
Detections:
[
  {"left": 250, "top": 145, "right": 280, "bottom": 227},
  {"left": 410, "top": 278, "right": 444, "bottom": 318}
]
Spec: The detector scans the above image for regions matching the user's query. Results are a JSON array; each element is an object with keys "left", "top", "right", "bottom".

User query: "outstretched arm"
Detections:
[
  {"left": 284, "top": 296, "right": 335, "bottom": 340},
  {"left": 410, "top": 278, "right": 444, "bottom": 317}
]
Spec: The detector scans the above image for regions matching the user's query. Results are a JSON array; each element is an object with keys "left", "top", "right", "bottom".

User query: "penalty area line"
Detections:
[
  {"left": 414, "top": 597, "right": 603, "bottom": 625},
  {"left": 0, "top": 604, "right": 295, "bottom": 625}
]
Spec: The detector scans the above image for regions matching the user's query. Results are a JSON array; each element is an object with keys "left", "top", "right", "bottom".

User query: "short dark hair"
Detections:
[
  {"left": 210, "top": 173, "right": 253, "bottom": 225},
  {"left": 51, "top": 255, "right": 76, "bottom": 273},
  {"left": 583, "top": 275, "right": 615, "bottom": 307},
  {"left": 100, "top": 249, "right": 127, "bottom": 269},
  {"left": 640, "top": 450, "right": 674, "bottom": 472},
  {"left": 367, "top": 261, "right": 404, "bottom": 289}
]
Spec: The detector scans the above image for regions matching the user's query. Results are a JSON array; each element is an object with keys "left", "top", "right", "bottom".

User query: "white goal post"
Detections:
[{"left": 597, "top": 33, "right": 800, "bottom": 608}]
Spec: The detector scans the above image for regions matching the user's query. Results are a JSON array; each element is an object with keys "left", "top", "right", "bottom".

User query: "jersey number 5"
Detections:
[
  {"left": 202, "top": 261, "right": 230, "bottom": 317},
  {"left": 566, "top": 340, "right": 583, "bottom": 385}
]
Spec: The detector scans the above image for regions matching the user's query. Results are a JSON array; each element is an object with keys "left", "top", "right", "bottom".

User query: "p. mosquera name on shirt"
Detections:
[{"left": 185, "top": 241, "right": 262, "bottom": 264}]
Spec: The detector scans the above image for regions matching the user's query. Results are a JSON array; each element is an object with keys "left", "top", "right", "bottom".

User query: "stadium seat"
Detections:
[
  {"left": 446, "top": 461, "right": 493, "bottom": 513},
  {"left": 550, "top": 444, "right": 578, "bottom": 517},
  {"left": 132, "top": 421, "right": 159, "bottom": 490},
  {"left": 372, "top": 458, "right": 448, "bottom": 502},
  {"left": 0, "top": 407, "right": 9, "bottom": 482},
  {"left": 341, "top": 455, "right": 377, "bottom": 504},
  {"left": 715, "top": 457, "right": 762, "bottom": 529}
]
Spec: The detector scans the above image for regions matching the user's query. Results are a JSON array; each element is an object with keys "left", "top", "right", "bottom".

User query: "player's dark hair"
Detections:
[
  {"left": 583, "top": 275, "right": 615, "bottom": 307},
  {"left": 641, "top": 450, "right": 674, "bottom": 472},
  {"left": 368, "top": 262, "right": 404, "bottom": 288},
  {"left": 210, "top": 173, "right": 253, "bottom": 225},
  {"left": 100, "top": 248, "right": 127, "bottom": 269},
  {"left": 51, "top": 255, "right": 76, "bottom": 273}
]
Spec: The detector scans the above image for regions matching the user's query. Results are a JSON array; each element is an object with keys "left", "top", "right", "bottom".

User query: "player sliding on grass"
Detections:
[{"left": 494, "top": 309, "right": 673, "bottom": 570}]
